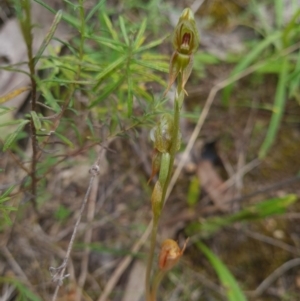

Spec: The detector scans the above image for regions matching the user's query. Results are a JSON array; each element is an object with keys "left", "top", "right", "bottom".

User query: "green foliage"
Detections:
[
  {"left": 0, "top": 186, "right": 17, "bottom": 228},
  {"left": 187, "top": 176, "right": 200, "bottom": 207},
  {"left": 54, "top": 205, "right": 71, "bottom": 221},
  {"left": 187, "top": 194, "right": 297, "bottom": 300},
  {"left": 197, "top": 241, "right": 247, "bottom": 301},
  {"left": 222, "top": 1, "right": 300, "bottom": 158},
  {"left": 2, "top": 120, "right": 29, "bottom": 151},
  {"left": 2, "top": 1, "right": 300, "bottom": 300},
  {"left": 0, "top": 277, "right": 42, "bottom": 301},
  {"left": 186, "top": 194, "right": 297, "bottom": 238}
]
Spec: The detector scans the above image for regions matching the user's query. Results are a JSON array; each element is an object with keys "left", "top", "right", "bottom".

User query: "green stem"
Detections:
[
  {"left": 146, "top": 74, "right": 183, "bottom": 299},
  {"left": 146, "top": 217, "right": 159, "bottom": 301},
  {"left": 150, "top": 270, "right": 166, "bottom": 301},
  {"left": 160, "top": 73, "right": 182, "bottom": 212},
  {"left": 21, "top": 0, "right": 38, "bottom": 211}
]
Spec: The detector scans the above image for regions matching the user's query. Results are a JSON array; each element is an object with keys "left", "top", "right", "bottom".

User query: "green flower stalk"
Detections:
[{"left": 146, "top": 8, "right": 199, "bottom": 301}]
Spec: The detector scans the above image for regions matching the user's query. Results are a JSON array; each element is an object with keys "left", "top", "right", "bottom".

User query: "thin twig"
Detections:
[
  {"left": 76, "top": 147, "right": 100, "bottom": 301},
  {"left": 50, "top": 157, "right": 102, "bottom": 301},
  {"left": 1, "top": 246, "right": 31, "bottom": 285},
  {"left": 8, "top": 150, "right": 31, "bottom": 176},
  {"left": 235, "top": 99, "right": 257, "bottom": 192},
  {"left": 244, "top": 230, "right": 299, "bottom": 255},
  {"left": 248, "top": 258, "right": 300, "bottom": 297}
]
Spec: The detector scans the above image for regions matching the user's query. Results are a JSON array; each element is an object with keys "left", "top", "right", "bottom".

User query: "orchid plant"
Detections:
[{"left": 145, "top": 8, "right": 199, "bottom": 301}]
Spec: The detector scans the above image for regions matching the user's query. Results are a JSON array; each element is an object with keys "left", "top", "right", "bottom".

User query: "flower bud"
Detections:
[
  {"left": 158, "top": 152, "right": 170, "bottom": 187},
  {"left": 151, "top": 181, "right": 163, "bottom": 218},
  {"left": 164, "top": 8, "right": 199, "bottom": 96},
  {"left": 172, "top": 8, "right": 199, "bottom": 55},
  {"left": 151, "top": 114, "right": 174, "bottom": 153},
  {"left": 148, "top": 149, "right": 162, "bottom": 185},
  {"left": 158, "top": 239, "right": 188, "bottom": 272}
]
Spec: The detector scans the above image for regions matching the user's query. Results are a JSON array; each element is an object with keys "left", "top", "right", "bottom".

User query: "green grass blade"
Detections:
[
  {"left": 259, "top": 57, "right": 288, "bottom": 159},
  {"left": 0, "top": 185, "right": 15, "bottom": 199},
  {"left": 86, "top": 35, "right": 125, "bottom": 52},
  {"left": 33, "top": 0, "right": 79, "bottom": 28},
  {"left": 3, "top": 120, "right": 29, "bottom": 151},
  {"left": 94, "top": 55, "right": 127, "bottom": 89},
  {"left": 275, "top": 0, "right": 284, "bottom": 28},
  {"left": 187, "top": 194, "right": 297, "bottom": 238},
  {"left": 85, "top": 0, "right": 105, "bottom": 22},
  {"left": 134, "top": 35, "right": 168, "bottom": 53},
  {"left": 102, "top": 13, "right": 119, "bottom": 41},
  {"left": 30, "top": 111, "right": 42, "bottom": 130},
  {"left": 250, "top": 1, "right": 272, "bottom": 35},
  {"left": 54, "top": 132, "right": 74, "bottom": 148},
  {"left": 282, "top": 10, "right": 300, "bottom": 47},
  {"left": 288, "top": 51, "right": 300, "bottom": 97},
  {"left": 222, "top": 31, "right": 281, "bottom": 105},
  {"left": 89, "top": 75, "right": 126, "bottom": 108},
  {"left": 133, "top": 59, "right": 168, "bottom": 73},
  {"left": 34, "top": 10, "right": 62, "bottom": 66},
  {"left": 133, "top": 18, "right": 147, "bottom": 49},
  {"left": 197, "top": 242, "right": 247, "bottom": 301},
  {"left": 119, "top": 16, "right": 129, "bottom": 45}
]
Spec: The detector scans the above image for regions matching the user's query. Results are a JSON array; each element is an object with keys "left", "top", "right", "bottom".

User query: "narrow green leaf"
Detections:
[
  {"left": 1, "top": 211, "right": 12, "bottom": 226},
  {"left": 133, "top": 18, "right": 147, "bottom": 49},
  {"left": 187, "top": 176, "right": 200, "bottom": 207},
  {"left": 85, "top": 117, "right": 95, "bottom": 138},
  {"left": 102, "top": 13, "right": 119, "bottom": 41},
  {"left": 275, "top": 0, "right": 284, "bottom": 28},
  {"left": 54, "top": 132, "right": 74, "bottom": 148},
  {"left": 0, "top": 185, "right": 15, "bottom": 199},
  {"left": 187, "top": 194, "right": 297, "bottom": 238},
  {"left": 89, "top": 76, "right": 125, "bottom": 108},
  {"left": 119, "top": 16, "right": 129, "bottom": 45},
  {"left": 94, "top": 55, "right": 127, "bottom": 89},
  {"left": 30, "top": 111, "right": 42, "bottom": 130},
  {"left": 0, "top": 197, "right": 10, "bottom": 204},
  {"left": 33, "top": 0, "right": 79, "bottom": 28},
  {"left": 282, "top": 10, "right": 300, "bottom": 47},
  {"left": 3, "top": 120, "right": 29, "bottom": 151},
  {"left": 0, "top": 206, "right": 17, "bottom": 211},
  {"left": 222, "top": 31, "right": 282, "bottom": 105},
  {"left": 34, "top": 10, "right": 62, "bottom": 66},
  {"left": 94, "top": 40, "right": 124, "bottom": 52},
  {"left": 62, "top": 0, "right": 79, "bottom": 8},
  {"left": 288, "top": 51, "right": 300, "bottom": 97},
  {"left": 259, "top": 57, "right": 288, "bottom": 158},
  {"left": 133, "top": 59, "right": 168, "bottom": 73},
  {"left": 0, "top": 120, "right": 28, "bottom": 127},
  {"left": 197, "top": 242, "right": 247, "bottom": 301},
  {"left": 87, "top": 35, "right": 125, "bottom": 52},
  {"left": 14, "top": 281, "right": 43, "bottom": 301},
  {"left": 134, "top": 35, "right": 168, "bottom": 53},
  {"left": 86, "top": 0, "right": 105, "bottom": 22},
  {"left": 0, "top": 106, "right": 14, "bottom": 117}
]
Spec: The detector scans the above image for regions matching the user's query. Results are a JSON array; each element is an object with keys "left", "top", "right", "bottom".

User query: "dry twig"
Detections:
[{"left": 50, "top": 146, "right": 105, "bottom": 301}]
